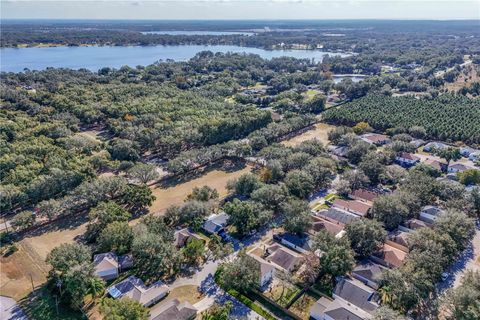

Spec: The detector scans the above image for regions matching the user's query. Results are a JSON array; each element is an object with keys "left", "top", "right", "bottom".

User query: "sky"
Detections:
[{"left": 1, "top": 0, "right": 479, "bottom": 20}]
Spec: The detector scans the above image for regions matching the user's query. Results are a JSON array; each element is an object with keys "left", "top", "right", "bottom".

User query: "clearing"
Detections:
[
  {"left": 149, "top": 161, "right": 252, "bottom": 214},
  {"left": 281, "top": 122, "right": 335, "bottom": 147},
  {"left": 0, "top": 218, "right": 87, "bottom": 301}
]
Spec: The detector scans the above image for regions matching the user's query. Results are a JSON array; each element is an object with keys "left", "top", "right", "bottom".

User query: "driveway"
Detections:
[{"left": 0, "top": 296, "right": 27, "bottom": 320}]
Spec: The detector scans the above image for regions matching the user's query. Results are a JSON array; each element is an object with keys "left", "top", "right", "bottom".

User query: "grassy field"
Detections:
[
  {"left": 162, "top": 285, "right": 204, "bottom": 305},
  {"left": 0, "top": 218, "right": 87, "bottom": 300},
  {"left": 149, "top": 161, "right": 252, "bottom": 214},
  {"left": 288, "top": 293, "right": 317, "bottom": 320},
  {"left": 281, "top": 122, "right": 335, "bottom": 147}
]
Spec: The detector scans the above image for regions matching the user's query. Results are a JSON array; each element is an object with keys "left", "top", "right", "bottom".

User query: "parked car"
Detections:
[{"left": 441, "top": 272, "right": 450, "bottom": 281}]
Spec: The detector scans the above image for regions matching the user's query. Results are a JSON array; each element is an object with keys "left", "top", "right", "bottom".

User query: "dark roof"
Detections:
[
  {"left": 325, "top": 308, "right": 365, "bottom": 320},
  {"left": 279, "top": 233, "right": 312, "bottom": 251},
  {"left": 318, "top": 208, "right": 359, "bottom": 225},
  {"left": 118, "top": 254, "right": 134, "bottom": 270},
  {"left": 334, "top": 278, "right": 378, "bottom": 313},
  {"left": 349, "top": 189, "right": 378, "bottom": 202},
  {"left": 352, "top": 261, "right": 385, "bottom": 286}
]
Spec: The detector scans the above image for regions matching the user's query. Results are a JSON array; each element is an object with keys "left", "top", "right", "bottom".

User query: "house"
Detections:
[
  {"left": 149, "top": 299, "right": 197, "bottom": 320},
  {"left": 388, "top": 230, "right": 410, "bottom": 250},
  {"left": 424, "top": 159, "right": 447, "bottom": 172},
  {"left": 410, "top": 139, "right": 426, "bottom": 149},
  {"left": 275, "top": 233, "right": 313, "bottom": 254},
  {"left": 332, "top": 199, "right": 372, "bottom": 217},
  {"left": 333, "top": 277, "right": 379, "bottom": 313},
  {"left": 352, "top": 261, "right": 386, "bottom": 289},
  {"left": 348, "top": 189, "right": 378, "bottom": 204},
  {"left": 328, "top": 145, "right": 349, "bottom": 158},
  {"left": 310, "top": 296, "right": 372, "bottom": 320},
  {"left": 202, "top": 212, "right": 229, "bottom": 234},
  {"left": 405, "top": 218, "right": 432, "bottom": 230},
  {"left": 266, "top": 244, "right": 304, "bottom": 272},
  {"left": 93, "top": 252, "right": 133, "bottom": 281},
  {"left": 460, "top": 146, "right": 476, "bottom": 157},
  {"left": 423, "top": 141, "right": 448, "bottom": 152},
  {"left": 448, "top": 163, "right": 473, "bottom": 174},
  {"left": 395, "top": 152, "right": 420, "bottom": 167},
  {"left": 419, "top": 205, "right": 443, "bottom": 224},
  {"left": 107, "top": 276, "right": 170, "bottom": 307},
  {"left": 370, "top": 243, "right": 408, "bottom": 269},
  {"left": 360, "top": 133, "right": 391, "bottom": 145},
  {"left": 310, "top": 216, "right": 345, "bottom": 238},
  {"left": 94, "top": 252, "right": 119, "bottom": 281},
  {"left": 317, "top": 207, "right": 359, "bottom": 225},
  {"left": 174, "top": 228, "right": 205, "bottom": 247},
  {"left": 469, "top": 151, "right": 480, "bottom": 162},
  {"left": 247, "top": 252, "right": 276, "bottom": 287}
]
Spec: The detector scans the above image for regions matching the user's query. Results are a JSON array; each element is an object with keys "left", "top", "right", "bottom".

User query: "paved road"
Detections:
[{"left": 0, "top": 296, "right": 27, "bottom": 320}]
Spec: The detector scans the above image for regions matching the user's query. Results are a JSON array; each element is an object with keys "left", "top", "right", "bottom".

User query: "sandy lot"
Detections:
[
  {"left": 149, "top": 162, "right": 252, "bottom": 214},
  {"left": 0, "top": 220, "right": 87, "bottom": 300},
  {"left": 281, "top": 122, "right": 335, "bottom": 147}
]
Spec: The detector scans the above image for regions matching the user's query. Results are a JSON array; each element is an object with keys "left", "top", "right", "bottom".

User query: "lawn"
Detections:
[
  {"left": 281, "top": 122, "right": 335, "bottom": 147},
  {"left": 164, "top": 285, "right": 204, "bottom": 305},
  {"left": 288, "top": 293, "right": 317, "bottom": 320},
  {"left": 264, "top": 281, "right": 301, "bottom": 308}
]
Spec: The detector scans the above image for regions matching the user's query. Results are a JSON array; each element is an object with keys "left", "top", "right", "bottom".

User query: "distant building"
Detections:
[
  {"left": 419, "top": 205, "right": 443, "bottom": 224},
  {"left": 423, "top": 142, "right": 448, "bottom": 152},
  {"left": 395, "top": 152, "right": 420, "bottom": 167},
  {"left": 460, "top": 146, "right": 476, "bottom": 158},
  {"left": 405, "top": 218, "right": 432, "bottom": 230},
  {"left": 328, "top": 145, "right": 349, "bottom": 157},
  {"left": 424, "top": 159, "right": 447, "bottom": 172},
  {"left": 202, "top": 212, "right": 229, "bottom": 234},
  {"left": 469, "top": 151, "right": 480, "bottom": 162},
  {"left": 410, "top": 139, "right": 426, "bottom": 149},
  {"left": 448, "top": 163, "right": 473, "bottom": 174},
  {"left": 149, "top": 298, "right": 197, "bottom": 320},
  {"left": 107, "top": 276, "right": 170, "bottom": 307},
  {"left": 360, "top": 133, "right": 391, "bottom": 146}
]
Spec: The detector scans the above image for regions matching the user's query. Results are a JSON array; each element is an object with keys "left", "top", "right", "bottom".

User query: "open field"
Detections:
[
  {"left": 149, "top": 161, "right": 253, "bottom": 214},
  {"left": 281, "top": 122, "right": 335, "bottom": 147},
  {"left": 444, "top": 64, "right": 479, "bottom": 93},
  {"left": 0, "top": 219, "right": 87, "bottom": 300}
]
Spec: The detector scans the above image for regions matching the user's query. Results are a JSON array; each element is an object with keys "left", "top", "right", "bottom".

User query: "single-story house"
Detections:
[
  {"left": 370, "top": 243, "right": 408, "bottom": 269},
  {"left": 410, "top": 139, "right": 426, "bottom": 149},
  {"left": 388, "top": 230, "right": 410, "bottom": 250},
  {"left": 460, "top": 146, "right": 476, "bottom": 158},
  {"left": 419, "top": 205, "right": 443, "bottom": 224},
  {"left": 328, "top": 145, "right": 349, "bottom": 158},
  {"left": 424, "top": 159, "right": 447, "bottom": 172},
  {"left": 333, "top": 277, "right": 379, "bottom": 313},
  {"left": 275, "top": 233, "right": 313, "bottom": 254},
  {"left": 310, "top": 216, "right": 345, "bottom": 238},
  {"left": 247, "top": 252, "right": 276, "bottom": 287},
  {"left": 202, "top": 212, "right": 229, "bottom": 234},
  {"left": 423, "top": 142, "right": 448, "bottom": 152},
  {"left": 395, "top": 152, "right": 420, "bottom": 167},
  {"left": 149, "top": 298, "right": 197, "bottom": 320},
  {"left": 352, "top": 261, "right": 386, "bottom": 290},
  {"left": 317, "top": 207, "right": 360, "bottom": 225},
  {"left": 448, "top": 163, "right": 473, "bottom": 174},
  {"left": 107, "top": 276, "right": 170, "bottom": 307},
  {"left": 310, "top": 296, "right": 372, "bottom": 320},
  {"left": 405, "top": 218, "right": 432, "bottom": 230},
  {"left": 174, "top": 228, "right": 205, "bottom": 247},
  {"left": 348, "top": 189, "right": 379, "bottom": 204},
  {"left": 94, "top": 252, "right": 119, "bottom": 281},
  {"left": 360, "top": 133, "right": 391, "bottom": 145},
  {"left": 332, "top": 199, "right": 372, "bottom": 218},
  {"left": 266, "top": 244, "right": 304, "bottom": 272},
  {"left": 469, "top": 151, "right": 480, "bottom": 162}
]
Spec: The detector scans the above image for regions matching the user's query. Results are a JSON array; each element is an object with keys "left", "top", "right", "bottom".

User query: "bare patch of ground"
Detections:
[{"left": 281, "top": 122, "right": 335, "bottom": 147}]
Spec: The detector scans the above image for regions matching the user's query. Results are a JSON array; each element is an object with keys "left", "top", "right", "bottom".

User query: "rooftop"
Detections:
[
  {"left": 149, "top": 299, "right": 197, "bottom": 320},
  {"left": 317, "top": 207, "right": 359, "bottom": 225},
  {"left": 349, "top": 188, "right": 379, "bottom": 203},
  {"left": 332, "top": 199, "right": 371, "bottom": 217},
  {"left": 333, "top": 277, "right": 379, "bottom": 313}
]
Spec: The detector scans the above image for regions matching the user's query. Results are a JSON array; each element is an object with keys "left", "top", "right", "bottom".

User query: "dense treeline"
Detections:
[{"left": 323, "top": 94, "right": 480, "bottom": 144}]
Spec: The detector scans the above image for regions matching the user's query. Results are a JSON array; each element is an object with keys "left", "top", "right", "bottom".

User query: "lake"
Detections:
[
  {"left": 141, "top": 31, "right": 254, "bottom": 36},
  {"left": 0, "top": 45, "right": 350, "bottom": 73}
]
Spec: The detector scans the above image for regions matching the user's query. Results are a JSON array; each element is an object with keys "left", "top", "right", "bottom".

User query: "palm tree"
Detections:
[{"left": 88, "top": 277, "right": 105, "bottom": 299}]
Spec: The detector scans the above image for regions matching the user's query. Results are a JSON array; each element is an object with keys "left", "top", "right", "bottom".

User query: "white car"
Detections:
[{"left": 441, "top": 272, "right": 450, "bottom": 281}]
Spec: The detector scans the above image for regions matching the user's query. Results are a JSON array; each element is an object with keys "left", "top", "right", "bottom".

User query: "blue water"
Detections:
[
  {"left": 141, "top": 31, "right": 254, "bottom": 36},
  {"left": 0, "top": 45, "right": 349, "bottom": 73}
]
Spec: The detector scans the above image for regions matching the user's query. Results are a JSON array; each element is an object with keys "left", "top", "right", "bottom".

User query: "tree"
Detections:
[
  {"left": 224, "top": 199, "right": 272, "bottom": 237},
  {"left": 186, "top": 186, "right": 219, "bottom": 202},
  {"left": 372, "top": 193, "right": 411, "bottom": 230},
  {"left": 458, "top": 169, "right": 480, "bottom": 186},
  {"left": 127, "top": 163, "right": 159, "bottom": 184},
  {"left": 182, "top": 237, "right": 205, "bottom": 266},
  {"left": 434, "top": 210, "right": 475, "bottom": 252},
  {"left": 313, "top": 230, "right": 355, "bottom": 284},
  {"left": 434, "top": 147, "right": 461, "bottom": 168},
  {"left": 46, "top": 243, "right": 91, "bottom": 273},
  {"left": 251, "top": 183, "right": 289, "bottom": 211},
  {"left": 219, "top": 252, "right": 260, "bottom": 292},
  {"left": 227, "top": 173, "right": 262, "bottom": 197},
  {"left": 284, "top": 170, "right": 315, "bottom": 198},
  {"left": 120, "top": 184, "right": 156, "bottom": 212},
  {"left": 281, "top": 198, "right": 312, "bottom": 235},
  {"left": 97, "top": 221, "right": 134, "bottom": 254},
  {"left": 208, "top": 233, "right": 233, "bottom": 260},
  {"left": 132, "top": 232, "right": 181, "bottom": 279},
  {"left": 100, "top": 298, "right": 149, "bottom": 320},
  {"left": 108, "top": 138, "right": 140, "bottom": 161},
  {"left": 304, "top": 157, "right": 337, "bottom": 190},
  {"left": 372, "top": 306, "right": 407, "bottom": 320},
  {"left": 442, "top": 271, "right": 480, "bottom": 320},
  {"left": 139, "top": 215, "right": 173, "bottom": 242},
  {"left": 346, "top": 140, "right": 371, "bottom": 165},
  {"left": 336, "top": 169, "right": 370, "bottom": 196},
  {"left": 202, "top": 301, "right": 233, "bottom": 320},
  {"left": 86, "top": 201, "right": 131, "bottom": 240},
  {"left": 328, "top": 126, "right": 354, "bottom": 144},
  {"left": 178, "top": 200, "right": 211, "bottom": 231},
  {"left": 353, "top": 122, "right": 373, "bottom": 134},
  {"left": 11, "top": 211, "right": 35, "bottom": 231},
  {"left": 359, "top": 151, "right": 385, "bottom": 184},
  {"left": 407, "top": 227, "right": 458, "bottom": 265},
  {"left": 345, "top": 219, "right": 387, "bottom": 258}
]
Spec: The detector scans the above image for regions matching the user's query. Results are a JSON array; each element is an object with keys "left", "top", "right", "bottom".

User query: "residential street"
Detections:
[{"left": 0, "top": 296, "right": 27, "bottom": 320}]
